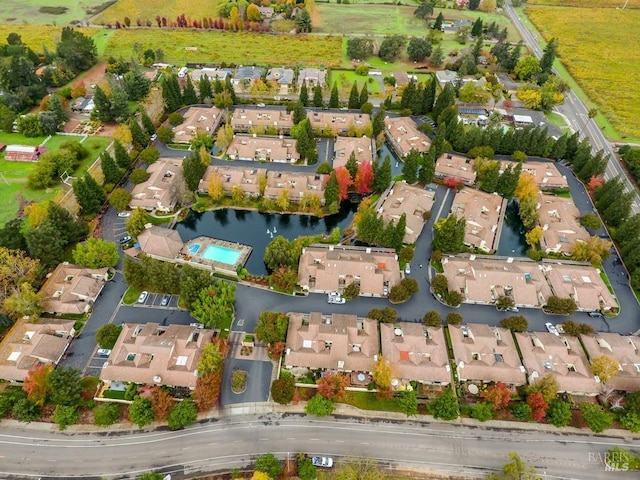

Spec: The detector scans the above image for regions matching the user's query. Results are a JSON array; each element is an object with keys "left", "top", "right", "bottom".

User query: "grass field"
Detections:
[
  {"left": 0, "top": 135, "right": 110, "bottom": 227},
  {"left": 330, "top": 69, "right": 383, "bottom": 97},
  {"left": 316, "top": 5, "right": 521, "bottom": 42},
  {"left": 527, "top": 0, "right": 640, "bottom": 8},
  {"left": 0, "top": 0, "right": 113, "bottom": 25},
  {"left": 102, "top": 29, "right": 343, "bottom": 66},
  {"left": 93, "top": 0, "right": 223, "bottom": 24},
  {"left": 525, "top": 5, "right": 640, "bottom": 140},
  {"left": 0, "top": 25, "right": 97, "bottom": 52}
]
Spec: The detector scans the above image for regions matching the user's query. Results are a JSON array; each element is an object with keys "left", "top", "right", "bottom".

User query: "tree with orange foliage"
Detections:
[
  {"left": 353, "top": 161, "right": 374, "bottom": 194},
  {"left": 587, "top": 175, "right": 604, "bottom": 193},
  {"left": 316, "top": 372, "right": 350, "bottom": 401},
  {"left": 22, "top": 364, "right": 52, "bottom": 407},
  {"left": 526, "top": 392, "right": 548, "bottom": 422},
  {"left": 481, "top": 382, "right": 512, "bottom": 411},
  {"left": 334, "top": 166, "right": 351, "bottom": 201},
  {"left": 267, "top": 341, "right": 286, "bottom": 360},
  {"left": 150, "top": 388, "right": 174, "bottom": 421},
  {"left": 443, "top": 177, "right": 462, "bottom": 189},
  {"left": 193, "top": 372, "right": 222, "bottom": 412}
]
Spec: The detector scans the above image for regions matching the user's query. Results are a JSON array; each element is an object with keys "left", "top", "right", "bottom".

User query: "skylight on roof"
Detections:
[
  {"left": 303, "top": 340, "right": 313, "bottom": 348},
  {"left": 176, "top": 355, "right": 188, "bottom": 366},
  {"left": 8, "top": 351, "right": 20, "bottom": 362}
]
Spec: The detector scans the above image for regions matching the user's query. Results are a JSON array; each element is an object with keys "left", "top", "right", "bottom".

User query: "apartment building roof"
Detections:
[
  {"left": 284, "top": 312, "right": 379, "bottom": 372},
  {"left": 297, "top": 68, "right": 327, "bottom": 87},
  {"left": 227, "top": 135, "right": 299, "bottom": 163},
  {"left": 380, "top": 323, "right": 450, "bottom": 385},
  {"left": 297, "top": 245, "right": 401, "bottom": 297},
  {"left": 384, "top": 116, "right": 431, "bottom": 157},
  {"left": 137, "top": 226, "right": 184, "bottom": 260},
  {"left": 129, "top": 158, "right": 182, "bottom": 212},
  {"left": 172, "top": 106, "right": 222, "bottom": 144},
  {"left": 230, "top": 108, "right": 294, "bottom": 131},
  {"left": 377, "top": 182, "right": 435, "bottom": 243},
  {"left": 500, "top": 161, "right": 567, "bottom": 190},
  {"left": 40, "top": 263, "right": 108, "bottom": 314},
  {"left": 451, "top": 188, "right": 506, "bottom": 252},
  {"left": 442, "top": 255, "right": 552, "bottom": 308},
  {"left": 538, "top": 193, "right": 590, "bottom": 254},
  {"left": 264, "top": 170, "right": 328, "bottom": 201},
  {"left": 332, "top": 136, "right": 375, "bottom": 168},
  {"left": 581, "top": 333, "right": 640, "bottom": 392},
  {"left": 0, "top": 319, "right": 74, "bottom": 381},
  {"left": 307, "top": 111, "right": 371, "bottom": 133},
  {"left": 516, "top": 331, "right": 601, "bottom": 395},
  {"left": 200, "top": 165, "right": 265, "bottom": 197},
  {"left": 100, "top": 323, "right": 214, "bottom": 389},
  {"left": 449, "top": 323, "right": 526, "bottom": 385},
  {"left": 435, "top": 153, "right": 477, "bottom": 185}
]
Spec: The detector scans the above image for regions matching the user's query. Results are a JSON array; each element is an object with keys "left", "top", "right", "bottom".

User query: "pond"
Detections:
[
  {"left": 377, "top": 143, "right": 404, "bottom": 177},
  {"left": 176, "top": 203, "right": 357, "bottom": 275},
  {"left": 496, "top": 200, "right": 528, "bottom": 257}
]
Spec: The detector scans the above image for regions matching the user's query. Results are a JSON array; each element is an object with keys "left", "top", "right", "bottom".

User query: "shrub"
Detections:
[
  {"left": 109, "top": 188, "right": 132, "bottom": 211},
  {"left": 471, "top": 402, "right": 494, "bottom": 422},
  {"left": 580, "top": 402, "right": 613, "bottom": 433},
  {"left": 129, "top": 168, "right": 150, "bottom": 184},
  {"left": 167, "top": 398, "right": 198, "bottom": 430},
  {"left": 168, "top": 112, "right": 183, "bottom": 126},
  {"left": 305, "top": 394, "right": 335, "bottom": 417},
  {"left": 511, "top": 403, "right": 532, "bottom": 421},
  {"left": 271, "top": 374, "right": 295, "bottom": 405},
  {"left": 561, "top": 320, "right": 595, "bottom": 336},
  {"left": 355, "top": 65, "right": 369, "bottom": 76},
  {"left": 367, "top": 307, "right": 397, "bottom": 323},
  {"left": 544, "top": 296, "right": 577, "bottom": 315},
  {"left": 255, "top": 453, "right": 282, "bottom": 479},
  {"left": 94, "top": 402, "right": 121, "bottom": 426},
  {"left": 400, "top": 277, "right": 419, "bottom": 295},
  {"left": 446, "top": 313, "right": 463, "bottom": 325},
  {"left": 444, "top": 290, "right": 463, "bottom": 307},
  {"left": 343, "top": 282, "right": 360, "bottom": 300},
  {"left": 139, "top": 146, "right": 160, "bottom": 164},
  {"left": 96, "top": 324, "right": 122, "bottom": 349},
  {"left": 429, "top": 388, "right": 459, "bottom": 421},
  {"left": 316, "top": 163, "right": 332, "bottom": 174},
  {"left": 53, "top": 405, "right": 80, "bottom": 430},
  {"left": 128, "top": 396, "right": 154, "bottom": 428},
  {"left": 546, "top": 399, "right": 572, "bottom": 428},
  {"left": 500, "top": 315, "right": 528, "bottom": 332}
]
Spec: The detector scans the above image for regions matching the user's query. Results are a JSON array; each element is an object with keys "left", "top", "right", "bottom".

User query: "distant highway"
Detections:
[{"left": 504, "top": 1, "right": 640, "bottom": 214}]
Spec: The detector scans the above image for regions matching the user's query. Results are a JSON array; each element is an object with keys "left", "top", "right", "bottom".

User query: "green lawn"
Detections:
[
  {"left": 329, "top": 69, "right": 383, "bottom": 97},
  {"left": 341, "top": 390, "right": 405, "bottom": 413},
  {"left": 0, "top": 0, "right": 112, "bottom": 25},
  {"left": 0, "top": 132, "right": 46, "bottom": 146},
  {"left": 42, "top": 135, "right": 86, "bottom": 150}
]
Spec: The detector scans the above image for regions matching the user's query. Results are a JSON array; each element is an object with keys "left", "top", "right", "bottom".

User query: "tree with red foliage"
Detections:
[
  {"left": 161, "top": 17, "right": 167, "bottom": 27},
  {"left": 156, "top": 15, "right": 161, "bottom": 27},
  {"left": 267, "top": 341, "right": 286, "bottom": 360},
  {"left": 22, "top": 364, "right": 53, "bottom": 407},
  {"left": 587, "top": 175, "right": 604, "bottom": 193},
  {"left": 482, "top": 382, "right": 512, "bottom": 411},
  {"left": 526, "top": 392, "right": 548, "bottom": 422},
  {"left": 443, "top": 177, "right": 462, "bottom": 189},
  {"left": 354, "top": 161, "right": 374, "bottom": 194},
  {"left": 334, "top": 166, "right": 351, "bottom": 201},
  {"left": 316, "top": 372, "right": 350, "bottom": 401},
  {"left": 193, "top": 371, "right": 222, "bottom": 411},
  {"left": 150, "top": 388, "right": 174, "bottom": 421}
]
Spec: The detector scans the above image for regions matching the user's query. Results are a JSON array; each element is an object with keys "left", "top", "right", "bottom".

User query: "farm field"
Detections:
[
  {"left": 315, "top": 5, "right": 521, "bottom": 42},
  {"left": 525, "top": 5, "right": 640, "bottom": 139},
  {"left": 102, "top": 29, "right": 343, "bottom": 67},
  {"left": 0, "top": 25, "right": 97, "bottom": 52},
  {"left": 527, "top": 0, "right": 640, "bottom": 8},
  {"left": 0, "top": 135, "right": 110, "bottom": 227},
  {"left": 92, "top": 0, "right": 223, "bottom": 24},
  {"left": 0, "top": 0, "right": 113, "bottom": 25}
]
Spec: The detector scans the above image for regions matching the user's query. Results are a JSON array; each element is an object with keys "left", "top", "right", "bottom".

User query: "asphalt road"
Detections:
[
  {"left": 505, "top": 1, "right": 640, "bottom": 215},
  {"left": 0, "top": 414, "right": 636, "bottom": 479}
]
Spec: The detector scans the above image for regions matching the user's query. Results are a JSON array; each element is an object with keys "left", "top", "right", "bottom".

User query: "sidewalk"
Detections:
[{"left": 2, "top": 401, "right": 637, "bottom": 440}]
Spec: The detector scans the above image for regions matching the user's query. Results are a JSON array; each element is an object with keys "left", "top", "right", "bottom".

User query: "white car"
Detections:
[
  {"left": 405, "top": 264, "right": 411, "bottom": 275},
  {"left": 545, "top": 322, "right": 560, "bottom": 336},
  {"left": 137, "top": 291, "right": 149, "bottom": 303},
  {"left": 117, "top": 212, "right": 131, "bottom": 218},
  {"left": 96, "top": 348, "right": 111, "bottom": 357},
  {"left": 327, "top": 292, "right": 346, "bottom": 304},
  {"left": 189, "top": 322, "right": 205, "bottom": 329},
  {"left": 312, "top": 456, "right": 334, "bottom": 468},
  {"left": 256, "top": 103, "right": 266, "bottom": 108}
]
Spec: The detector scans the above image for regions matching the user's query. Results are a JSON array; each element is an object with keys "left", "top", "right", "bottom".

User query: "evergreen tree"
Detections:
[
  {"left": 471, "top": 18, "right": 483, "bottom": 38},
  {"left": 109, "top": 85, "right": 130, "bottom": 122},
  {"left": 429, "top": 124, "right": 446, "bottom": 161},
  {"left": 198, "top": 75, "right": 213, "bottom": 103},
  {"left": 329, "top": 82, "right": 339, "bottom": 108},
  {"left": 480, "top": 162, "right": 501, "bottom": 193},
  {"left": 373, "top": 155, "right": 392, "bottom": 193},
  {"left": 162, "top": 74, "right": 182, "bottom": 112},
  {"left": 0, "top": 218, "right": 27, "bottom": 250},
  {"left": 92, "top": 85, "right": 112, "bottom": 122},
  {"left": 141, "top": 111, "right": 155, "bottom": 135},
  {"left": 182, "top": 151, "right": 207, "bottom": 191},
  {"left": 422, "top": 78, "right": 436, "bottom": 113},
  {"left": 359, "top": 83, "right": 368, "bottom": 107},
  {"left": 48, "top": 95, "right": 67, "bottom": 125},
  {"left": 550, "top": 133, "right": 567, "bottom": 159},
  {"left": 129, "top": 118, "right": 148, "bottom": 149},
  {"left": 496, "top": 162, "right": 521, "bottom": 199},
  {"left": 401, "top": 79, "right": 417, "bottom": 111},
  {"left": 345, "top": 152, "right": 359, "bottom": 180},
  {"left": 394, "top": 213, "right": 407, "bottom": 250},
  {"left": 505, "top": 42, "right": 522, "bottom": 73},
  {"left": 73, "top": 174, "right": 106, "bottom": 216},
  {"left": 348, "top": 82, "right": 360, "bottom": 109},
  {"left": 121, "top": 69, "right": 151, "bottom": 101},
  {"left": 433, "top": 12, "right": 444, "bottom": 31},
  {"left": 372, "top": 107, "right": 386, "bottom": 137},
  {"left": 324, "top": 172, "right": 339, "bottom": 207},
  {"left": 432, "top": 83, "right": 455, "bottom": 122},
  {"left": 113, "top": 140, "right": 131, "bottom": 169},
  {"left": 224, "top": 76, "right": 237, "bottom": 104},
  {"left": 100, "top": 151, "right": 121, "bottom": 185},
  {"left": 213, "top": 78, "right": 224, "bottom": 94},
  {"left": 433, "top": 214, "right": 466, "bottom": 253},
  {"left": 540, "top": 38, "right": 558, "bottom": 73},
  {"left": 402, "top": 149, "right": 420, "bottom": 183},
  {"left": 312, "top": 84, "right": 323, "bottom": 107},
  {"left": 299, "top": 83, "right": 309, "bottom": 107},
  {"left": 182, "top": 75, "right": 198, "bottom": 105},
  {"left": 418, "top": 152, "right": 435, "bottom": 184}
]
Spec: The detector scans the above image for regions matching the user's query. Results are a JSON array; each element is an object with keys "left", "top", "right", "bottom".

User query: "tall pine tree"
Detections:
[
  {"left": 141, "top": 111, "right": 156, "bottom": 135},
  {"left": 329, "top": 82, "right": 339, "bottom": 108},
  {"left": 299, "top": 83, "right": 309, "bottom": 107},
  {"left": 359, "top": 83, "right": 368, "bottom": 107},
  {"left": 198, "top": 75, "right": 213, "bottom": 103},
  {"left": 402, "top": 149, "right": 420, "bottom": 183},
  {"left": 113, "top": 140, "right": 131, "bottom": 169},
  {"left": 73, "top": 173, "right": 106, "bottom": 216},
  {"left": 348, "top": 82, "right": 360, "bottom": 109},
  {"left": 183, "top": 75, "right": 198, "bottom": 105},
  {"left": 129, "top": 118, "right": 148, "bottom": 149},
  {"left": 312, "top": 84, "right": 323, "bottom": 107},
  {"left": 100, "top": 151, "right": 121, "bottom": 185},
  {"left": 373, "top": 155, "right": 392, "bottom": 193}
]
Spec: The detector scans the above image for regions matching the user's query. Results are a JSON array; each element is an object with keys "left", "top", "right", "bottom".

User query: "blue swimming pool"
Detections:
[
  {"left": 201, "top": 244, "right": 241, "bottom": 265},
  {"left": 188, "top": 244, "right": 201, "bottom": 254}
]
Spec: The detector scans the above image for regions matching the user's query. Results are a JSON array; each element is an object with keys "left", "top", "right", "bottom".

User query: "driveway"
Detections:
[{"left": 220, "top": 358, "right": 273, "bottom": 406}]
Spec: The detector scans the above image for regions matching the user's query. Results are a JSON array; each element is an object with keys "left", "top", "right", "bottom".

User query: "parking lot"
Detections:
[{"left": 133, "top": 292, "right": 180, "bottom": 309}]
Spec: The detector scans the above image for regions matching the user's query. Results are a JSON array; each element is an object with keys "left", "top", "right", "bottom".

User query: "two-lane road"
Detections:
[{"left": 0, "top": 414, "right": 636, "bottom": 479}]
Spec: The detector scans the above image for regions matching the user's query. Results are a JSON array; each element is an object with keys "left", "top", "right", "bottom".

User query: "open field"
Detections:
[
  {"left": 0, "top": 135, "right": 110, "bottom": 227},
  {"left": 330, "top": 69, "right": 383, "bottom": 97},
  {"left": 0, "top": 0, "right": 113, "bottom": 25},
  {"left": 316, "top": 4, "right": 521, "bottom": 42},
  {"left": 102, "top": 29, "right": 343, "bottom": 66},
  {"left": 0, "top": 25, "right": 97, "bottom": 52},
  {"left": 526, "top": 5, "right": 640, "bottom": 139},
  {"left": 527, "top": 0, "right": 640, "bottom": 8},
  {"left": 93, "top": 0, "right": 223, "bottom": 24}
]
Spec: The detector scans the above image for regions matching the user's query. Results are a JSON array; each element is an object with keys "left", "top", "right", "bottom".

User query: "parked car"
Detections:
[
  {"left": 137, "top": 291, "right": 148, "bottom": 304},
  {"left": 506, "top": 306, "right": 519, "bottom": 313},
  {"left": 96, "top": 348, "right": 111, "bottom": 357},
  {"left": 160, "top": 295, "right": 170, "bottom": 306},
  {"left": 383, "top": 285, "right": 389, "bottom": 296},
  {"left": 120, "top": 235, "right": 132, "bottom": 244},
  {"left": 312, "top": 456, "right": 334, "bottom": 468},
  {"left": 545, "top": 322, "right": 560, "bottom": 336},
  {"left": 117, "top": 212, "right": 131, "bottom": 218},
  {"left": 189, "top": 322, "right": 205, "bottom": 329},
  {"left": 256, "top": 103, "right": 266, "bottom": 107},
  {"left": 588, "top": 311, "right": 604, "bottom": 318},
  {"left": 327, "top": 292, "right": 346, "bottom": 305},
  {"left": 405, "top": 264, "right": 411, "bottom": 275}
]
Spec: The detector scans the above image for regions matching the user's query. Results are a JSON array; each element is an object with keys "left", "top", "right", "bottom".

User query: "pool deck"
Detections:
[{"left": 180, "top": 237, "right": 252, "bottom": 274}]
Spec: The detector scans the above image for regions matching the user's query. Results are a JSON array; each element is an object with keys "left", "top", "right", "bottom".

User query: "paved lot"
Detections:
[{"left": 220, "top": 358, "right": 274, "bottom": 406}]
